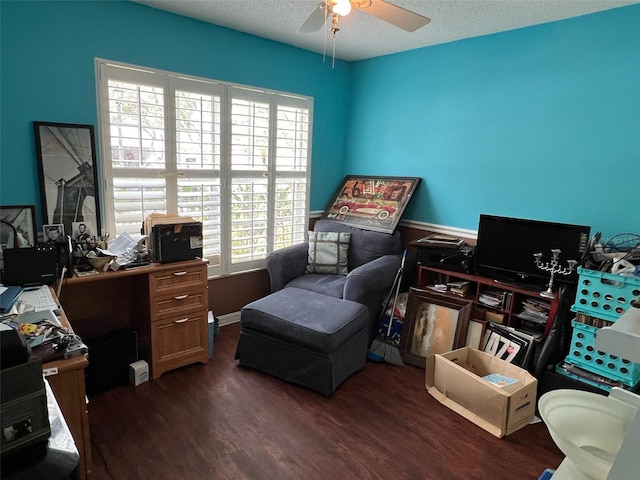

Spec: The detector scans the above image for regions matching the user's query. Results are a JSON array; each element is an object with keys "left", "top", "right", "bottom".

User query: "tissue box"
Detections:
[{"left": 129, "top": 360, "right": 149, "bottom": 386}]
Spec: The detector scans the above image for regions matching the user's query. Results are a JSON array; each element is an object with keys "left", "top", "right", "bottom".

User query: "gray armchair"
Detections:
[{"left": 266, "top": 219, "right": 403, "bottom": 343}]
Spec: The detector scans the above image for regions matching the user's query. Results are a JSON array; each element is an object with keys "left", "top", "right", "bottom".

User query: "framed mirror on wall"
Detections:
[{"left": 34, "top": 121, "right": 101, "bottom": 242}]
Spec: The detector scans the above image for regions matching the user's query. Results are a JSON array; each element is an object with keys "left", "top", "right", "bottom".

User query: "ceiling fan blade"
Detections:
[
  {"left": 354, "top": 0, "right": 431, "bottom": 32},
  {"left": 297, "top": 3, "right": 328, "bottom": 34}
]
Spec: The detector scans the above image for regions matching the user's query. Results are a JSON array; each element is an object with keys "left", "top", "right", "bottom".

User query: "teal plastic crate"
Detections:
[
  {"left": 571, "top": 267, "right": 640, "bottom": 322},
  {"left": 565, "top": 320, "right": 640, "bottom": 387}
]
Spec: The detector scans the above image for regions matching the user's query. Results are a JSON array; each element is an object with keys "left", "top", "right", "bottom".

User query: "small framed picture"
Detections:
[
  {"left": 43, "top": 223, "right": 66, "bottom": 246},
  {"left": 399, "top": 287, "right": 473, "bottom": 368},
  {"left": 1, "top": 205, "right": 37, "bottom": 270},
  {"left": 1, "top": 205, "right": 37, "bottom": 248},
  {"left": 72, "top": 222, "right": 92, "bottom": 242},
  {"left": 465, "top": 319, "right": 487, "bottom": 350}
]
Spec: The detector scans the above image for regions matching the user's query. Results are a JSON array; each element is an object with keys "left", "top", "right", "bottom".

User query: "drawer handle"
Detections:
[
  {"left": 173, "top": 271, "right": 188, "bottom": 276},
  {"left": 174, "top": 318, "right": 189, "bottom": 324},
  {"left": 173, "top": 294, "right": 189, "bottom": 300}
]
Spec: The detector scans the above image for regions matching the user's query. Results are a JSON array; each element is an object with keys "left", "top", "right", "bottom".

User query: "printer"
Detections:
[
  {"left": 410, "top": 235, "right": 475, "bottom": 274},
  {"left": 144, "top": 214, "right": 203, "bottom": 264},
  {"left": 151, "top": 222, "right": 203, "bottom": 263}
]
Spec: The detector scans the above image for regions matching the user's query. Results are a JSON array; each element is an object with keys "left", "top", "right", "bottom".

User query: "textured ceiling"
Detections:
[{"left": 132, "top": 0, "right": 639, "bottom": 61}]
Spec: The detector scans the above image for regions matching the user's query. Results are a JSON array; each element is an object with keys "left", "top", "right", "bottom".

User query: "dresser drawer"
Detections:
[
  {"left": 149, "top": 264, "right": 207, "bottom": 293},
  {"left": 150, "top": 310, "right": 208, "bottom": 379},
  {"left": 150, "top": 288, "right": 208, "bottom": 321}
]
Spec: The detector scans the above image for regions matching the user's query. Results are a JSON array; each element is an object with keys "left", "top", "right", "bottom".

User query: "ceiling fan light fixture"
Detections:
[{"left": 331, "top": 0, "right": 352, "bottom": 17}]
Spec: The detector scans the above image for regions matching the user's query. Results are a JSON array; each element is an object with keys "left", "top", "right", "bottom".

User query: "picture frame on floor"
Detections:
[{"left": 399, "top": 287, "right": 472, "bottom": 368}]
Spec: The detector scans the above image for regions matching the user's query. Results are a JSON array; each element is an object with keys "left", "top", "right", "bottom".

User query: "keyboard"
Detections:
[{"left": 18, "top": 286, "right": 59, "bottom": 312}]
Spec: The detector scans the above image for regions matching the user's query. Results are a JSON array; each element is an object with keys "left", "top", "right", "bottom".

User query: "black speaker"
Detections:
[{"left": 2, "top": 245, "right": 57, "bottom": 286}]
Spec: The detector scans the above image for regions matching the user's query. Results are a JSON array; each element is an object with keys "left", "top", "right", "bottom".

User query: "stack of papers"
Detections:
[{"left": 17, "top": 286, "right": 58, "bottom": 312}]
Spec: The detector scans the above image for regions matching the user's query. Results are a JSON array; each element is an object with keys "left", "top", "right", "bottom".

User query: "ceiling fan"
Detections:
[{"left": 297, "top": 0, "right": 431, "bottom": 35}]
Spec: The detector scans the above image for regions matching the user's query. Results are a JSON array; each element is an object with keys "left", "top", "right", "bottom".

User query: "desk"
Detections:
[
  {"left": 42, "top": 296, "right": 92, "bottom": 480},
  {"left": 58, "top": 259, "right": 209, "bottom": 379}
]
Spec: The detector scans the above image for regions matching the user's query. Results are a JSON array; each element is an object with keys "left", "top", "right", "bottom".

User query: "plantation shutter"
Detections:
[{"left": 97, "top": 60, "right": 311, "bottom": 276}]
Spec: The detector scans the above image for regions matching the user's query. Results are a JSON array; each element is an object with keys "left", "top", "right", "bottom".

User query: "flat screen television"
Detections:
[{"left": 473, "top": 214, "right": 591, "bottom": 289}]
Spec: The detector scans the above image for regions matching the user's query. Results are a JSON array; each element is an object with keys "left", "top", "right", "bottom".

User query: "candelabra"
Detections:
[{"left": 533, "top": 249, "right": 578, "bottom": 299}]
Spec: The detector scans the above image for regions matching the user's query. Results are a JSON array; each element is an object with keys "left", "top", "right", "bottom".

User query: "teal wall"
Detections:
[
  {"left": 0, "top": 0, "right": 350, "bottom": 225},
  {"left": 1, "top": 1, "right": 639, "bottom": 239},
  {"left": 346, "top": 5, "right": 640, "bottom": 237}
]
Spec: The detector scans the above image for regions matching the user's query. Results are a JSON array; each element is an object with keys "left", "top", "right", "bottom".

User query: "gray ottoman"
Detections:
[{"left": 235, "top": 287, "right": 369, "bottom": 396}]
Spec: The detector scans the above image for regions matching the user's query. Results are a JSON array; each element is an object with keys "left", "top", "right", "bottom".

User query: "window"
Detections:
[{"left": 96, "top": 59, "right": 312, "bottom": 276}]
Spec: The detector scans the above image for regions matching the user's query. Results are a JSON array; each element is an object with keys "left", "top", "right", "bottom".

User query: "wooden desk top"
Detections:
[
  {"left": 63, "top": 258, "right": 209, "bottom": 285},
  {"left": 29, "top": 288, "right": 88, "bottom": 372},
  {"left": 42, "top": 303, "right": 88, "bottom": 372}
]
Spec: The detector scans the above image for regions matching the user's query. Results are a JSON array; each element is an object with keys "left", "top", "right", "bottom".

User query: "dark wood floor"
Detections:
[{"left": 88, "top": 322, "right": 563, "bottom": 480}]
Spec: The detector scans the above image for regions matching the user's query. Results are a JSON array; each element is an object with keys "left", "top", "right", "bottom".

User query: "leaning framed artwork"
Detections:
[
  {"left": 0, "top": 205, "right": 37, "bottom": 248},
  {"left": 34, "top": 121, "right": 101, "bottom": 240},
  {"left": 321, "top": 175, "right": 421, "bottom": 234},
  {"left": 399, "top": 287, "right": 472, "bottom": 368},
  {"left": 0, "top": 205, "right": 37, "bottom": 270}
]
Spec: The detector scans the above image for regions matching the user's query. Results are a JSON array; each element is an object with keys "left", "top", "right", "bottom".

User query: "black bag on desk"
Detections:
[{"left": 150, "top": 222, "right": 203, "bottom": 263}]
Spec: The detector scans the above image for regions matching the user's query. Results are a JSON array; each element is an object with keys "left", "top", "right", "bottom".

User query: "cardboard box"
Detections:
[{"left": 425, "top": 347, "right": 537, "bottom": 438}]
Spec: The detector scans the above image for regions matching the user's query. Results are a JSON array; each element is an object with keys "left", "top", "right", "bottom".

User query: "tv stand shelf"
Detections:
[{"left": 416, "top": 265, "right": 553, "bottom": 337}]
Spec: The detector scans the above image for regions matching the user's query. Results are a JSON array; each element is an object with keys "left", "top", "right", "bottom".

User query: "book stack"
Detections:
[
  {"left": 517, "top": 298, "right": 551, "bottom": 329},
  {"left": 427, "top": 284, "right": 447, "bottom": 293},
  {"left": 447, "top": 280, "right": 471, "bottom": 297},
  {"left": 478, "top": 289, "right": 511, "bottom": 310}
]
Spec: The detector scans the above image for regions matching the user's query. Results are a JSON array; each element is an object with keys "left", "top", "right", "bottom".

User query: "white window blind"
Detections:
[{"left": 96, "top": 59, "right": 311, "bottom": 276}]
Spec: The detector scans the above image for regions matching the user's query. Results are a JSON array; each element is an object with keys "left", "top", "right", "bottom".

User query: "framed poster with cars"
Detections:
[{"left": 321, "top": 175, "right": 421, "bottom": 234}]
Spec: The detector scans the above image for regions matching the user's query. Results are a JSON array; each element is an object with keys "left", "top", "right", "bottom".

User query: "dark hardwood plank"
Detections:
[{"left": 89, "top": 323, "right": 563, "bottom": 479}]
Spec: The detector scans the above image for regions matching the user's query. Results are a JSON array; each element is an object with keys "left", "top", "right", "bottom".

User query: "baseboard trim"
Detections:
[{"left": 218, "top": 311, "right": 241, "bottom": 327}]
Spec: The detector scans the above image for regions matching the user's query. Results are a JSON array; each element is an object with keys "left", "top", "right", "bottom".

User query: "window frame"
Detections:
[{"left": 95, "top": 58, "right": 312, "bottom": 277}]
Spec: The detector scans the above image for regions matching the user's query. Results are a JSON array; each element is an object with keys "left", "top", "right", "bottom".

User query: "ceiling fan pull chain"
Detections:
[
  {"left": 332, "top": 33, "right": 337, "bottom": 69},
  {"left": 331, "top": 14, "right": 340, "bottom": 69},
  {"left": 322, "top": 3, "right": 328, "bottom": 64}
]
